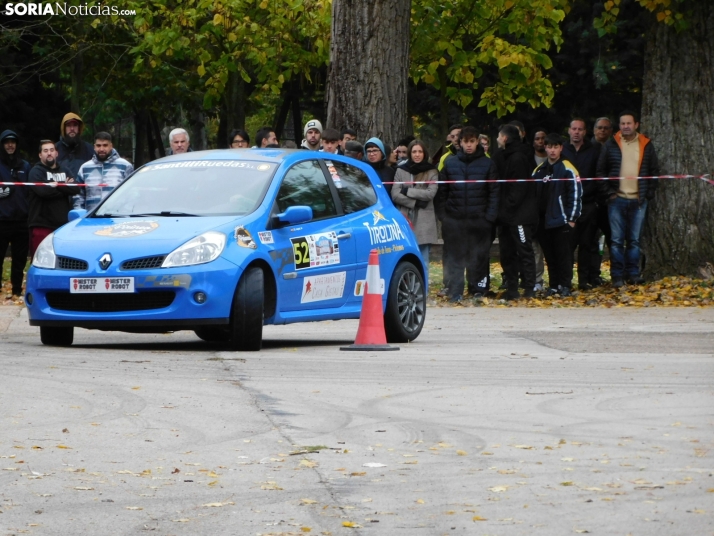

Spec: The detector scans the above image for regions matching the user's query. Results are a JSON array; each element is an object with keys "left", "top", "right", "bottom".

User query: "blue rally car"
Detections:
[{"left": 26, "top": 149, "right": 427, "bottom": 350}]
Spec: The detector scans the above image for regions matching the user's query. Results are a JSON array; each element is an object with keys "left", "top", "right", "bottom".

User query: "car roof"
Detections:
[{"left": 152, "top": 148, "right": 311, "bottom": 165}]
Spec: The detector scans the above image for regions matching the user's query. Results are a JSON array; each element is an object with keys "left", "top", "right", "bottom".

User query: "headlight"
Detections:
[
  {"left": 162, "top": 231, "right": 226, "bottom": 268},
  {"left": 32, "top": 232, "right": 56, "bottom": 269}
]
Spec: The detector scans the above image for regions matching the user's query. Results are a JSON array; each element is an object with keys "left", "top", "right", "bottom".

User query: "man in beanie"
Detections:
[
  {"left": 301, "top": 119, "right": 323, "bottom": 151},
  {"left": 0, "top": 130, "right": 31, "bottom": 300},
  {"left": 56, "top": 113, "right": 95, "bottom": 177}
]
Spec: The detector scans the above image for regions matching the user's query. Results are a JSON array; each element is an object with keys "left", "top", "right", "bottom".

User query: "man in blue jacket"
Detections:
[
  {"left": 74, "top": 132, "right": 134, "bottom": 212},
  {"left": 534, "top": 133, "right": 582, "bottom": 297},
  {"left": 0, "top": 130, "right": 31, "bottom": 300}
]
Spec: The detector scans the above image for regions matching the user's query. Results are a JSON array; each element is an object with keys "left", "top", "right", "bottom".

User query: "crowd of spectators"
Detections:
[{"left": 1, "top": 110, "right": 658, "bottom": 304}]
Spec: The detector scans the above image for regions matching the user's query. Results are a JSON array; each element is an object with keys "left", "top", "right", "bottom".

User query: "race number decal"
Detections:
[
  {"left": 290, "top": 232, "right": 340, "bottom": 270},
  {"left": 291, "top": 236, "right": 311, "bottom": 270}
]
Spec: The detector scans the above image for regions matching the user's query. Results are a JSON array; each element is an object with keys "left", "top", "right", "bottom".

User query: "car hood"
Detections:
[{"left": 53, "top": 216, "right": 239, "bottom": 260}]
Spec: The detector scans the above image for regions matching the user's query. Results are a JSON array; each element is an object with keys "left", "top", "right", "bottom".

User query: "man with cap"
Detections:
[
  {"left": 301, "top": 120, "right": 323, "bottom": 151},
  {"left": 56, "top": 113, "right": 95, "bottom": 177},
  {"left": 0, "top": 130, "right": 31, "bottom": 301}
]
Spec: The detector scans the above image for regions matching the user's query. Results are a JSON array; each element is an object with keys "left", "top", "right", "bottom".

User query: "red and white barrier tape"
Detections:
[
  {"left": 385, "top": 173, "right": 712, "bottom": 185},
  {"left": 1, "top": 173, "right": 711, "bottom": 187}
]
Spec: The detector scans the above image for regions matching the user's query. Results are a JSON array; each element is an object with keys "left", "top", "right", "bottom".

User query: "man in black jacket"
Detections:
[
  {"left": 494, "top": 125, "right": 538, "bottom": 300},
  {"left": 437, "top": 126, "right": 499, "bottom": 302},
  {"left": 534, "top": 134, "right": 582, "bottom": 296},
  {"left": 596, "top": 110, "right": 659, "bottom": 287},
  {"left": 27, "top": 140, "right": 80, "bottom": 256},
  {"left": 563, "top": 118, "right": 601, "bottom": 289},
  {"left": 0, "top": 130, "right": 31, "bottom": 299}
]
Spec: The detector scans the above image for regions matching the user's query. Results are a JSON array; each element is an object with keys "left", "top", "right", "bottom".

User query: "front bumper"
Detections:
[{"left": 26, "top": 258, "right": 241, "bottom": 330}]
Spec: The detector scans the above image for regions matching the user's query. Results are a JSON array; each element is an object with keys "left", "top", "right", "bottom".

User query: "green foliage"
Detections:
[
  {"left": 410, "top": 0, "right": 569, "bottom": 117},
  {"left": 595, "top": 0, "right": 690, "bottom": 36},
  {"left": 128, "top": 0, "right": 331, "bottom": 110}
]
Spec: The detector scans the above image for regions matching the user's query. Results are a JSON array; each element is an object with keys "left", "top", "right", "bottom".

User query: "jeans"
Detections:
[{"left": 608, "top": 197, "right": 647, "bottom": 280}]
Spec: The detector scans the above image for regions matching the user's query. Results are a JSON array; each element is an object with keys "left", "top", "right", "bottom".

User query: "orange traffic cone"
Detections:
[{"left": 341, "top": 249, "right": 399, "bottom": 351}]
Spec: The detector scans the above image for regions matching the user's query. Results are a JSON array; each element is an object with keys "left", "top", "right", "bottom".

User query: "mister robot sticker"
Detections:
[{"left": 290, "top": 232, "right": 340, "bottom": 270}]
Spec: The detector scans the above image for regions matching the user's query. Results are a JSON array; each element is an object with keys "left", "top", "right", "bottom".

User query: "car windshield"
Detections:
[{"left": 93, "top": 160, "right": 277, "bottom": 217}]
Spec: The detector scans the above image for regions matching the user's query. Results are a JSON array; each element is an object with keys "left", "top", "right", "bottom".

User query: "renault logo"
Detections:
[{"left": 99, "top": 253, "right": 112, "bottom": 270}]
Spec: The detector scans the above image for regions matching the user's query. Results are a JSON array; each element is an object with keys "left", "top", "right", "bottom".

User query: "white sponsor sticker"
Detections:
[
  {"left": 354, "top": 278, "right": 385, "bottom": 296},
  {"left": 300, "top": 271, "right": 346, "bottom": 303},
  {"left": 70, "top": 277, "right": 135, "bottom": 293},
  {"left": 258, "top": 231, "right": 274, "bottom": 244}
]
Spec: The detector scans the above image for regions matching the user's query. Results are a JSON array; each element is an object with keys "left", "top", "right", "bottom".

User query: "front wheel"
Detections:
[
  {"left": 384, "top": 261, "right": 426, "bottom": 343},
  {"left": 194, "top": 326, "right": 231, "bottom": 344},
  {"left": 40, "top": 326, "right": 74, "bottom": 347},
  {"left": 228, "top": 266, "right": 264, "bottom": 351}
]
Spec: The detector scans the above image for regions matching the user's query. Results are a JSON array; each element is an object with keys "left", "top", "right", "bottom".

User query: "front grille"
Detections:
[
  {"left": 121, "top": 255, "right": 166, "bottom": 270},
  {"left": 57, "top": 256, "right": 89, "bottom": 271},
  {"left": 46, "top": 291, "right": 175, "bottom": 312}
]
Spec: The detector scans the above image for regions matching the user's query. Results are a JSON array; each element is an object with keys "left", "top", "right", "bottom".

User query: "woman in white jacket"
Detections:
[{"left": 391, "top": 140, "right": 439, "bottom": 262}]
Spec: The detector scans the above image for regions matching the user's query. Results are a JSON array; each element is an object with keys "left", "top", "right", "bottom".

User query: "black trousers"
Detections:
[
  {"left": 572, "top": 202, "right": 599, "bottom": 285},
  {"left": 442, "top": 215, "right": 493, "bottom": 298},
  {"left": 538, "top": 222, "right": 574, "bottom": 290},
  {"left": 499, "top": 223, "right": 536, "bottom": 292},
  {"left": 0, "top": 221, "right": 30, "bottom": 296}
]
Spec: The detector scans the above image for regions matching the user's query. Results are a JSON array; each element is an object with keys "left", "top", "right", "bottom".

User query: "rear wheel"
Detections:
[
  {"left": 194, "top": 326, "right": 231, "bottom": 343},
  {"left": 40, "top": 326, "right": 74, "bottom": 347},
  {"left": 228, "top": 266, "right": 264, "bottom": 351},
  {"left": 384, "top": 261, "right": 426, "bottom": 343}
]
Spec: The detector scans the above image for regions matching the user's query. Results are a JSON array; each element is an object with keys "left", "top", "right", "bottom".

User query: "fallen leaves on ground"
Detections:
[{"left": 428, "top": 262, "right": 714, "bottom": 308}]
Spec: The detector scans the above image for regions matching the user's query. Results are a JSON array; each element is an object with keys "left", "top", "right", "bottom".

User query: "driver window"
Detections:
[{"left": 275, "top": 160, "right": 337, "bottom": 220}]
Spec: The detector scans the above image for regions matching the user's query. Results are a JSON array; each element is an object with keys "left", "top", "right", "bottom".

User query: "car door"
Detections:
[{"left": 270, "top": 159, "right": 357, "bottom": 312}]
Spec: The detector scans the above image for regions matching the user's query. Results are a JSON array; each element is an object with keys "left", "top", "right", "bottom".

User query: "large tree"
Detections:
[
  {"left": 639, "top": 1, "right": 714, "bottom": 277},
  {"left": 326, "top": 0, "right": 411, "bottom": 142},
  {"left": 595, "top": 0, "right": 714, "bottom": 277}
]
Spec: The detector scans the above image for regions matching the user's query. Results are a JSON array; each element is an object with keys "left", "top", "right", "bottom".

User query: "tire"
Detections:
[
  {"left": 228, "top": 266, "right": 264, "bottom": 351},
  {"left": 194, "top": 326, "right": 231, "bottom": 344},
  {"left": 384, "top": 261, "right": 426, "bottom": 343},
  {"left": 40, "top": 326, "right": 74, "bottom": 347}
]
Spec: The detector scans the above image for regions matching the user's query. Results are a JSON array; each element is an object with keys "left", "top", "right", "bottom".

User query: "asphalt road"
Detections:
[{"left": 1, "top": 305, "right": 713, "bottom": 535}]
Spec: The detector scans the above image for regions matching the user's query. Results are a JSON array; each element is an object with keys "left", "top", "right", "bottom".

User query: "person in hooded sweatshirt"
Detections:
[
  {"left": 0, "top": 130, "right": 31, "bottom": 299},
  {"left": 363, "top": 137, "right": 395, "bottom": 197},
  {"left": 492, "top": 124, "right": 538, "bottom": 301},
  {"left": 27, "top": 140, "right": 80, "bottom": 256},
  {"left": 74, "top": 132, "right": 134, "bottom": 212},
  {"left": 56, "top": 113, "right": 95, "bottom": 178}
]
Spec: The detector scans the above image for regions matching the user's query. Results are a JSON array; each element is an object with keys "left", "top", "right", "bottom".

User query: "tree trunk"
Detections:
[
  {"left": 221, "top": 71, "right": 246, "bottom": 146},
  {"left": 133, "top": 109, "right": 148, "bottom": 167},
  {"left": 326, "top": 0, "right": 410, "bottom": 144},
  {"left": 640, "top": 3, "right": 714, "bottom": 278}
]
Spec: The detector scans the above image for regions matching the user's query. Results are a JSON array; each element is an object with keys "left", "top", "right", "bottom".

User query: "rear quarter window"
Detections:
[{"left": 325, "top": 160, "right": 378, "bottom": 214}]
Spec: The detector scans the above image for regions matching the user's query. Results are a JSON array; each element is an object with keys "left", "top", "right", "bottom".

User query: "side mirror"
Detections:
[
  {"left": 68, "top": 209, "right": 87, "bottom": 222},
  {"left": 276, "top": 206, "right": 313, "bottom": 225}
]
